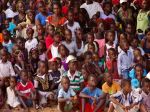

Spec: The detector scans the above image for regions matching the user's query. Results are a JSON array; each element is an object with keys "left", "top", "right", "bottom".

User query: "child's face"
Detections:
[
  {"left": 61, "top": 78, "right": 70, "bottom": 90},
  {"left": 56, "top": 60, "right": 61, "bottom": 68},
  {"left": 31, "top": 50, "right": 38, "bottom": 59},
  {"left": 27, "top": 29, "right": 34, "bottom": 39},
  {"left": 133, "top": 50, "right": 141, "bottom": 57},
  {"left": 88, "top": 45, "right": 95, "bottom": 53},
  {"left": 65, "top": 30, "right": 72, "bottom": 41},
  {"left": 123, "top": 83, "right": 131, "bottom": 93},
  {"left": 108, "top": 50, "right": 116, "bottom": 60},
  {"left": 107, "top": 32, "right": 114, "bottom": 42},
  {"left": 68, "top": 61, "right": 77, "bottom": 71},
  {"left": 21, "top": 72, "right": 28, "bottom": 82},
  {"left": 47, "top": 26, "right": 54, "bottom": 36},
  {"left": 88, "top": 77, "right": 97, "bottom": 87},
  {"left": 68, "top": 12, "right": 74, "bottom": 22},
  {"left": 59, "top": 46, "right": 67, "bottom": 57},
  {"left": 92, "top": 54, "right": 99, "bottom": 62},
  {"left": 81, "top": 68, "right": 88, "bottom": 80},
  {"left": 104, "top": 4, "right": 112, "bottom": 13},
  {"left": 27, "top": 12, "right": 34, "bottom": 22},
  {"left": 17, "top": 40, "right": 24, "bottom": 49},
  {"left": 105, "top": 73, "right": 113, "bottom": 84},
  {"left": 38, "top": 42, "right": 44, "bottom": 51},
  {"left": 1, "top": 50, "right": 8, "bottom": 62},
  {"left": 76, "top": 30, "right": 83, "bottom": 40},
  {"left": 87, "top": 35, "right": 94, "bottom": 43},
  {"left": 131, "top": 39, "right": 138, "bottom": 48},
  {"left": 85, "top": 55, "right": 92, "bottom": 63},
  {"left": 126, "top": 24, "right": 132, "bottom": 34},
  {"left": 37, "top": 26, "right": 44, "bottom": 35},
  {"left": 119, "top": 34, "right": 126, "bottom": 41},
  {"left": 18, "top": 2, "right": 25, "bottom": 13},
  {"left": 39, "top": 3, "right": 46, "bottom": 13},
  {"left": 135, "top": 66, "right": 143, "bottom": 80},
  {"left": 10, "top": 78, "right": 16, "bottom": 88},
  {"left": 122, "top": 43, "right": 129, "bottom": 52},
  {"left": 54, "top": 35, "right": 61, "bottom": 43},
  {"left": 146, "top": 31, "right": 150, "bottom": 40},
  {"left": 142, "top": 82, "right": 150, "bottom": 94},
  {"left": 53, "top": 4, "right": 61, "bottom": 15},
  {"left": 39, "top": 63, "right": 47, "bottom": 74},
  {"left": 50, "top": 61, "right": 58, "bottom": 71}
]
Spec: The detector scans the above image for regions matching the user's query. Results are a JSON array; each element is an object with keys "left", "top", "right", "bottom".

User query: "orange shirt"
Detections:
[
  {"left": 0, "top": 33, "right": 3, "bottom": 43},
  {"left": 102, "top": 81, "right": 121, "bottom": 95},
  {"left": 47, "top": 15, "right": 67, "bottom": 27}
]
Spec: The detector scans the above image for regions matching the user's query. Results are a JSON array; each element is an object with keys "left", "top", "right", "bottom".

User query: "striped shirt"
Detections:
[{"left": 63, "top": 70, "right": 84, "bottom": 91}]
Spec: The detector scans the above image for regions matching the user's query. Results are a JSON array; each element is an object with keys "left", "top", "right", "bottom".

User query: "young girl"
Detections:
[
  {"left": 106, "top": 48, "right": 119, "bottom": 79},
  {"left": 80, "top": 75, "right": 106, "bottom": 112},
  {"left": 58, "top": 76, "right": 78, "bottom": 112},
  {"left": 105, "top": 30, "right": 116, "bottom": 58},
  {"left": 6, "top": 76, "right": 22, "bottom": 110},
  {"left": 45, "top": 24, "right": 54, "bottom": 49},
  {"left": 46, "top": 32, "right": 61, "bottom": 59},
  {"left": 37, "top": 40, "right": 46, "bottom": 61},
  {"left": 36, "top": 24, "right": 45, "bottom": 42},
  {"left": 58, "top": 44, "right": 69, "bottom": 71},
  {"left": 62, "top": 29, "right": 76, "bottom": 54},
  {"left": 25, "top": 28, "right": 38, "bottom": 54},
  {"left": 87, "top": 43, "right": 96, "bottom": 54}
]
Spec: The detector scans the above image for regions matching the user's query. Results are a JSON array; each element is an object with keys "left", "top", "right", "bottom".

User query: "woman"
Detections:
[
  {"left": 136, "top": 0, "right": 150, "bottom": 33},
  {"left": 47, "top": 2, "right": 66, "bottom": 27}
]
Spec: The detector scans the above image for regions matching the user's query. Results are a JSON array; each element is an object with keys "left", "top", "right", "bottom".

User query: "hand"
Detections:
[{"left": 90, "top": 97, "right": 97, "bottom": 104}]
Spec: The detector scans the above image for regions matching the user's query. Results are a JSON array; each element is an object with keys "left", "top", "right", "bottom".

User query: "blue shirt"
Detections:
[
  {"left": 35, "top": 12, "right": 52, "bottom": 26},
  {"left": 81, "top": 87, "right": 103, "bottom": 104},
  {"left": 117, "top": 50, "right": 134, "bottom": 75}
]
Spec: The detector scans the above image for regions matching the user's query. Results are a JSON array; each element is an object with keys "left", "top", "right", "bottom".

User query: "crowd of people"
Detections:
[{"left": 0, "top": 0, "right": 150, "bottom": 112}]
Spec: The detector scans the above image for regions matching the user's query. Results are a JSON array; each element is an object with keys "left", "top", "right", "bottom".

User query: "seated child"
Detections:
[
  {"left": 102, "top": 73, "right": 121, "bottom": 95},
  {"left": 34, "top": 61, "right": 55, "bottom": 106},
  {"left": 141, "top": 78, "right": 150, "bottom": 111},
  {"left": 80, "top": 75, "right": 106, "bottom": 112},
  {"left": 58, "top": 76, "right": 78, "bottom": 112},
  {"left": 16, "top": 70, "right": 35, "bottom": 108},
  {"left": 108, "top": 79, "right": 147, "bottom": 112},
  {"left": 63, "top": 55, "right": 84, "bottom": 93},
  {"left": 6, "top": 76, "right": 22, "bottom": 110}
]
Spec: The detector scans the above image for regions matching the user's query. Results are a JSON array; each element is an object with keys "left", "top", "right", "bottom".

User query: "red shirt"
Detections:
[
  {"left": 16, "top": 81, "right": 34, "bottom": 97},
  {"left": 45, "top": 35, "right": 54, "bottom": 49}
]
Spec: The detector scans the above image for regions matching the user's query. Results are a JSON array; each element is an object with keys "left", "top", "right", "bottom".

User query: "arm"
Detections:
[
  {"left": 79, "top": 92, "right": 92, "bottom": 99},
  {"left": 9, "top": 63, "right": 16, "bottom": 76},
  {"left": 117, "top": 54, "right": 122, "bottom": 76}
]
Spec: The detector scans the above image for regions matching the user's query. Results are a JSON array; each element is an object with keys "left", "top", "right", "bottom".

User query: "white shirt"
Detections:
[
  {"left": 75, "top": 41, "right": 84, "bottom": 56},
  {"left": 25, "top": 38, "right": 38, "bottom": 53},
  {"left": 80, "top": 1, "right": 103, "bottom": 19},
  {"left": 64, "top": 21, "right": 80, "bottom": 41},
  {"left": 0, "top": 60, "right": 16, "bottom": 78},
  {"left": 62, "top": 41, "right": 76, "bottom": 54},
  {"left": 6, "top": 87, "right": 20, "bottom": 108},
  {"left": 100, "top": 12, "right": 115, "bottom": 20},
  {"left": 5, "top": 8, "right": 18, "bottom": 19},
  {"left": 51, "top": 44, "right": 59, "bottom": 58}
]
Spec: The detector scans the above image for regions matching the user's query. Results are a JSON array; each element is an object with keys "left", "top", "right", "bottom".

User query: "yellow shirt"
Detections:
[{"left": 102, "top": 81, "right": 121, "bottom": 95}]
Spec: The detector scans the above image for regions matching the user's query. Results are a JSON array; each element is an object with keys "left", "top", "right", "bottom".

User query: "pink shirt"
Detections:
[{"left": 95, "top": 39, "right": 105, "bottom": 58}]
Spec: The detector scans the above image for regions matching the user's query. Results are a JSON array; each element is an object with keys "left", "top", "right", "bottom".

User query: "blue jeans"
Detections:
[{"left": 121, "top": 69, "right": 130, "bottom": 79}]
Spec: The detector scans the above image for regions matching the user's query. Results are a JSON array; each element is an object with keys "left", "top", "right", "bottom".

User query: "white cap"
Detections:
[
  {"left": 66, "top": 55, "right": 77, "bottom": 63},
  {"left": 146, "top": 72, "right": 150, "bottom": 80},
  {"left": 120, "top": 0, "right": 127, "bottom": 4}
]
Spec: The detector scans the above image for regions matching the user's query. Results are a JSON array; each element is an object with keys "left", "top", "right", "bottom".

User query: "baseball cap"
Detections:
[
  {"left": 120, "top": 0, "right": 127, "bottom": 4},
  {"left": 66, "top": 55, "right": 77, "bottom": 63}
]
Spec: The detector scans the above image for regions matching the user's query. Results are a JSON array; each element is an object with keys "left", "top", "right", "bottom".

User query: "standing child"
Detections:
[
  {"left": 16, "top": 70, "right": 36, "bottom": 109},
  {"left": 25, "top": 28, "right": 38, "bottom": 54},
  {"left": 58, "top": 76, "right": 78, "bottom": 112},
  {"left": 118, "top": 41, "right": 134, "bottom": 79},
  {"left": 80, "top": 75, "right": 106, "bottom": 112}
]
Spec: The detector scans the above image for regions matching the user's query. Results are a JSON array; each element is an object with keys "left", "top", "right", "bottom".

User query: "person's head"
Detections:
[
  {"left": 65, "top": 29, "right": 72, "bottom": 41},
  {"left": 58, "top": 44, "right": 69, "bottom": 57},
  {"left": 131, "top": 38, "right": 139, "bottom": 48},
  {"left": 88, "top": 75, "right": 97, "bottom": 88},
  {"left": 103, "top": 1, "right": 112, "bottom": 14},
  {"left": 46, "top": 24, "right": 55, "bottom": 36},
  {"left": 81, "top": 66, "right": 88, "bottom": 81},
  {"left": 2, "top": 29, "right": 10, "bottom": 42},
  {"left": 135, "top": 64, "right": 144, "bottom": 81},
  {"left": 38, "top": 40, "right": 46, "bottom": 52},
  {"left": 61, "top": 76, "right": 70, "bottom": 90},
  {"left": 48, "top": 58, "right": 58, "bottom": 71},
  {"left": 142, "top": 78, "right": 150, "bottom": 94},
  {"left": 20, "top": 70, "right": 28, "bottom": 83},
  {"left": 30, "top": 48, "right": 38, "bottom": 59},
  {"left": 66, "top": 55, "right": 77, "bottom": 72},
  {"left": 87, "top": 43, "right": 95, "bottom": 53},
  {"left": 11, "top": 0, "right": 17, "bottom": 12},
  {"left": 108, "top": 48, "right": 117, "bottom": 60},
  {"left": 120, "top": 0, "right": 127, "bottom": 10},
  {"left": 0, "top": 48, "right": 8, "bottom": 62},
  {"left": 104, "top": 72, "right": 113, "bottom": 85},
  {"left": 37, "top": 1, "right": 46, "bottom": 13},
  {"left": 135, "top": 55, "right": 143, "bottom": 64},
  {"left": 26, "top": 10, "right": 35, "bottom": 23},
  {"left": 92, "top": 53, "right": 99, "bottom": 62},
  {"left": 26, "top": 27, "right": 34, "bottom": 40},
  {"left": 67, "top": 10, "right": 74, "bottom": 23},
  {"left": 76, "top": 28, "right": 83, "bottom": 40},
  {"left": 29, "top": 0, "right": 36, "bottom": 10},
  {"left": 87, "top": 32, "right": 94, "bottom": 43},
  {"left": 125, "top": 22, "right": 133, "bottom": 34},
  {"left": 17, "top": 1, "right": 25, "bottom": 13},
  {"left": 36, "top": 24, "right": 44, "bottom": 36},
  {"left": 84, "top": 51, "right": 93, "bottom": 63},
  {"left": 121, "top": 41, "right": 129, "bottom": 52},
  {"left": 55, "top": 57, "right": 62, "bottom": 69},
  {"left": 53, "top": 2, "right": 62, "bottom": 15},
  {"left": 53, "top": 32, "right": 61, "bottom": 44},
  {"left": 121, "top": 79, "right": 132, "bottom": 94},
  {"left": 145, "top": 27, "right": 150, "bottom": 40},
  {"left": 9, "top": 76, "right": 17, "bottom": 88},
  {"left": 118, "top": 32, "right": 127, "bottom": 43},
  {"left": 133, "top": 48, "right": 141, "bottom": 58},
  {"left": 16, "top": 38, "right": 25, "bottom": 49},
  {"left": 105, "top": 30, "right": 115, "bottom": 43},
  {"left": 142, "top": 0, "right": 149, "bottom": 10},
  {"left": 38, "top": 61, "right": 48, "bottom": 75}
]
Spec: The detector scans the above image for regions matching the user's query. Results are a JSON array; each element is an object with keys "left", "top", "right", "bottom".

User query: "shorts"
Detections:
[
  {"left": 24, "top": 99, "right": 33, "bottom": 107},
  {"left": 84, "top": 103, "right": 103, "bottom": 112},
  {"left": 38, "top": 91, "right": 54, "bottom": 105},
  {"left": 111, "top": 102, "right": 139, "bottom": 112}
]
